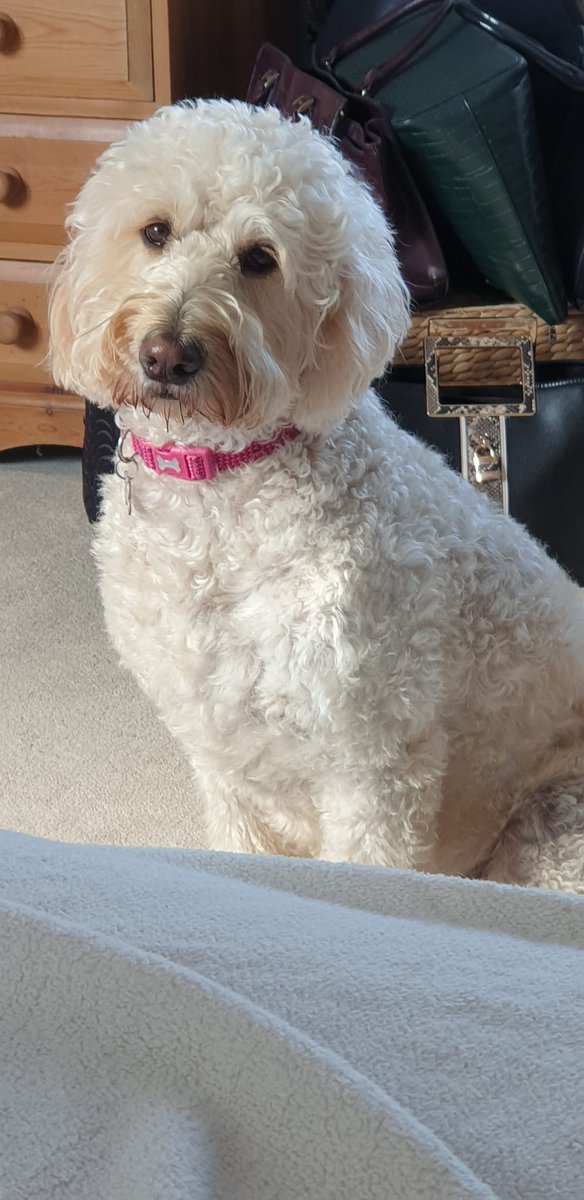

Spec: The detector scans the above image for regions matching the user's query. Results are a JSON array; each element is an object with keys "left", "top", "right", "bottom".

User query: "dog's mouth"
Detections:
[
  {"left": 107, "top": 321, "right": 261, "bottom": 428},
  {"left": 112, "top": 370, "right": 251, "bottom": 430},
  {"left": 113, "top": 381, "right": 196, "bottom": 422}
]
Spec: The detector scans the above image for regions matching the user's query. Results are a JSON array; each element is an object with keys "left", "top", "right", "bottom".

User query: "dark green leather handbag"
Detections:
[{"left": 314, "top": 0, "right": 574, "bottom": 324}]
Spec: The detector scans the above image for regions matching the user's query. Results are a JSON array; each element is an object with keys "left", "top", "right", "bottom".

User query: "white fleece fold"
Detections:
[{"left": 1, "top": 833, "right": 582, "bottom": 1199}]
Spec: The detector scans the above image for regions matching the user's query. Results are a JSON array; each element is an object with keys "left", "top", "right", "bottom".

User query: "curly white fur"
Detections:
[{"left": 50, "top": 99, "right": 584, "bottom": 891}]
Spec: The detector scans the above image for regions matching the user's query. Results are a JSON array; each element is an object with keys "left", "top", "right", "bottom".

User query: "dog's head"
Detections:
[{"left": 49, "top": 99, "right": 409, "bottom": 436}]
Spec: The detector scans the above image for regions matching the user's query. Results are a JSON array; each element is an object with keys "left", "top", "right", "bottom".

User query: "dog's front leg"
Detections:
[
  {"left": 196, "top": 770, "right": 319, "bottom": 858},
  {"left": 318, "top": 747, "right": 445, "bottom": 871},
  {"left": 195, "top": 773, "right": 272, "bottom": 855}
]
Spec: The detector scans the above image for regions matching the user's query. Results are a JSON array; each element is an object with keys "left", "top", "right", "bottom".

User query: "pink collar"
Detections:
[{"left": 130, "top": 425, "right": 301, "bottom": 482}]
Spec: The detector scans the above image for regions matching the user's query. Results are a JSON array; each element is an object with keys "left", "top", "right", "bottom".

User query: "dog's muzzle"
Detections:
[{"left": 139, "top": 332, "right": 206, "bottom": 387}]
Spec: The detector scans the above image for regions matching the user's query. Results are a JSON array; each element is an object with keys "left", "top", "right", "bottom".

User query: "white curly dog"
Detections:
[{"left": 50, "top": 99, "right": 584, "bottom": 891}]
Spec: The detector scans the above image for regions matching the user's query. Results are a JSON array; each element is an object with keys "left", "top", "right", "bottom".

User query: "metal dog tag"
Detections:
[
  {"left": 123, "top": 473, "right": 133, "bottom": 516},
  {"left": 116, "top": 430, "right": 138, "bottom": 516}
]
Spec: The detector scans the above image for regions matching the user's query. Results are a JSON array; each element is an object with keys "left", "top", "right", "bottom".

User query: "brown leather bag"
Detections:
[{"left": 246, "top": 42, "right": 449, "bottom": 308}]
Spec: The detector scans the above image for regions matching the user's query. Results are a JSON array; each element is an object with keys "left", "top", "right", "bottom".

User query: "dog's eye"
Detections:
[
  {"left": 142, "top": 221, "right": 171, "bottom": 248},
  {"left": 238, "top": 244, "right": 277, "bottom": 277}
]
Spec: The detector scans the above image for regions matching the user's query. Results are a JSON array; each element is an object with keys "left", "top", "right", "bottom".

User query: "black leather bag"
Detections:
[
  {"left": 82, "top": 402, "right": 117, "bottom": 524},
  {"left": 380, "top": 366, "right": 584, "bottom": 584}
]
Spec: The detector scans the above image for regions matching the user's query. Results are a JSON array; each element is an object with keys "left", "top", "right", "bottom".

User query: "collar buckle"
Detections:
[{"left": 151, "top": 444, "right": 216, "bottom": 481}]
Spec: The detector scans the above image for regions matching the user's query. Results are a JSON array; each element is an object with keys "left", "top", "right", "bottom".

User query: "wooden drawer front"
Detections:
[
  {"left": 0, "top": 261, "right": 53, "bottom": 386},
  {"left": 0, "top": 117, "right": 127, "bottom": 260},
  {"left": 0, "top": 0, "right": 153, "bottom": 107},
  {"left": 0, "top": 392, "right": 84, "bottom": 450},
  {"left": 0, "top": 262, "right": 84, "bottom": 450}
]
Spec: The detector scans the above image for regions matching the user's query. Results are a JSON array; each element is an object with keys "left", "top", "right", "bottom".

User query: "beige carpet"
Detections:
[{"left": 0, "top": 453, "right": 206, "bottom": 848}]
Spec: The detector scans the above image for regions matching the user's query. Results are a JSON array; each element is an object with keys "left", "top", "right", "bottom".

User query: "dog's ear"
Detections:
[
  {"left": 48, "top": 244, "right": 78, "bottom": 393},
  {"left": 293, "top": 175, "right": 410, "bottom": 434}
]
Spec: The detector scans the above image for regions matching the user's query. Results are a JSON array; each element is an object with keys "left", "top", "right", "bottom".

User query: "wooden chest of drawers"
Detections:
[{"left": 0, "top": 0, "right": 299, "bottom": 451}]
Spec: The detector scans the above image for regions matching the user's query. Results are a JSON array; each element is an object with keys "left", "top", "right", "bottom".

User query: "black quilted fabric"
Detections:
[{"left": 82, "top": 402, "right": 117, "bottom": 523}]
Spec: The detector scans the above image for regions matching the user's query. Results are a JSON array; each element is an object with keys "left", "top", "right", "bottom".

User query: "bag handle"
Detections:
[
  {"left": 322, "top": 0, "right": 456, "bottom": 95},
  {"left": 323, "top": 0, "right": 584, "bottom": 96},
  {"left": 323, "top": 0, "right": 453, "bottom": 71},
  {"left": 363, "top": 0, "right": 455, "bottom": 94},
  {"left": 323, "top": 0, "right": 456, "bottom": 95},
  {"left": 455, "top": 2, "right": 584, "bottom": 91}
]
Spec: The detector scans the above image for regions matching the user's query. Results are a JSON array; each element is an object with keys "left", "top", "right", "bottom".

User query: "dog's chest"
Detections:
[{"left": 97, "top": 471, "right": 351, "bottom": 757}]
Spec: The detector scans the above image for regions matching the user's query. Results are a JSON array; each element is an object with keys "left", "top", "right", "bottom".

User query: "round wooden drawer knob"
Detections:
[
  {"left": 0, "top": 14, "right": 18, "bottom": 52},
  {"left": 0, "top": 306, "right": 34, "bottom": 345},
  {"left": 0, "top": 167, "right": 24, "bottom": 203}
]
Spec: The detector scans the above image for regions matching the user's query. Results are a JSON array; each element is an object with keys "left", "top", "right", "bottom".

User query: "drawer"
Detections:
[
  {"left": 0, "top": 0, "right": 153, "bottom": 112},
  {"left": 0, "top": 391, "right": 84, "bottom": 450},
  {"left": 0, "top": 116, "right": 128, "bottom": 260},
  {"left": 0, "top": 261, "right": 84, "bottom": 450},
  {"left": 0, "top": 260, "right": 55, "bottom": 385}
]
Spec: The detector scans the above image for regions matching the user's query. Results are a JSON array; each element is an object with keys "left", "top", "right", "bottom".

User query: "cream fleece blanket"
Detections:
[{"left": 1, "top": 832, "right": 583, "bottom": 1199}]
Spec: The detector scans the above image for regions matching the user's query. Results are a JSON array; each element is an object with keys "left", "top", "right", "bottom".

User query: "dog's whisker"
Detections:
[{"left": 70, "top": 314, "right": 112, "bottom": 345}]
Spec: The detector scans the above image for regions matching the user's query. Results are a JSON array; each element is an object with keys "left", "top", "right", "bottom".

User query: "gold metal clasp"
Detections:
[{"left": 472, "top": 440, "right": 501, "bottom": 485}]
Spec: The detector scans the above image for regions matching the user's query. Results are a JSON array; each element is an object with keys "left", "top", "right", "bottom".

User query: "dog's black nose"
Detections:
[{"left": 139, "top": 333, "right": 205, "bottom": 386}]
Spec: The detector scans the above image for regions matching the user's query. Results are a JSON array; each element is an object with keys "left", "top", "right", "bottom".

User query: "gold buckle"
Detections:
[{"left": 424, "top": 333, "right": 536, "bottom": 418}]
